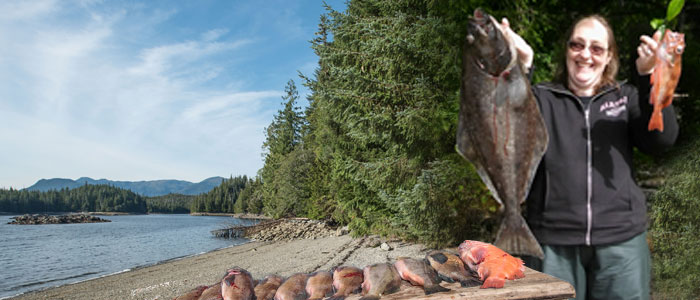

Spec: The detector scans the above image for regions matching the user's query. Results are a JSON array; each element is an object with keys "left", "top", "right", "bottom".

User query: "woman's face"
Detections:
[{"left": 566, "top": 19, "right": 612, "bottom": 95}]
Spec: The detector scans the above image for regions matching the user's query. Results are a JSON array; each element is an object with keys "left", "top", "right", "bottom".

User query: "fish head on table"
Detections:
[
  {"left": 305, "top": 271, "right": 334, "bottom": 300},
  {"left": 458, "top": 8, "right": 548, "bottom": 259},
  {"left": 174, "top": 285, "right": 208, "bottom": 300},
  {"left": 274, "top": 273, "right": 308, "bottom": 300},
  {"left": 255, "top": 274, "right": 285, "bottom": 300},
  {"left": 458, "top": 240, "right": 525, "bottom": 289},
  {"left": 221, "top": 267, "right": 255, "bottom": 300},
  {"left": 328, "top": 266, "right": 363, "bottom": 300},
  {"left": 360, "top": 263, "right": 402, "bottom": 300},
  {"left": 649, "top": 29, "right": 684, "bottom": 131},
  {"left": 425, "top": 250, "right": 481, "bottom": 287},
  {"left": 393, "top": 257, "right": 450, "bottom": 295}
]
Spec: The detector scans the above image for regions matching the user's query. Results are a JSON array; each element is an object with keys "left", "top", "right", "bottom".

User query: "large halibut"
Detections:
[{"left": 457, "top": 9, "right": 547, "bottom": 259}]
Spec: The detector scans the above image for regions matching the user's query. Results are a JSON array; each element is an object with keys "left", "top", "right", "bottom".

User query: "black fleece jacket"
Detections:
[{"left": 526, "top": 75, "right": 678, "bottom": 246}]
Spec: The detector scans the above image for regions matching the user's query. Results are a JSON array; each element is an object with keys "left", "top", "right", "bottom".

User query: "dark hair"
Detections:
[{"left": 554, "top": 14, "right": 619, "bottom": 92}]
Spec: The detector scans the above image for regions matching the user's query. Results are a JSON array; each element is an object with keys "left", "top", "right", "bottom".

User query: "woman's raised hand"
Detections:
[
  {"left": 500, "top": 18, "right": 534, "bottom": 70},
  {"left": 636, "top": 32, "right": 659, "bottom": 75}
]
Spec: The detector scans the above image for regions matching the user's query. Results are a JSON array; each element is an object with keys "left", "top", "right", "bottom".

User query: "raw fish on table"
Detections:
[
  {"left": 274, "top": 273, "right": 308, "bottom": 300},
  {"left": 199, "top": 282, "right": 223, "bottom": 300},
  {"left": 458, "top": 240, "right": 525, "bottom": 289},
  {"left": 328, "top": 266, "right": 364, "bottom": 300},
  {"left": 394, "top": 257, "right": 450, "bottom": 295},
  {"left": 360, "top": 263, "right": 402, "bottom": 300},
  {"left": 221, "top": 267, "right": 256, "bottom": 300},
  {"left": 255, "top": 275, "right": 284, "bottom": 300},
  {"left": 425, "top": 250, "right": 481, "bottom": 287},
  {"left": 306, "top": 271, "right": 334, "bottom": 300}
]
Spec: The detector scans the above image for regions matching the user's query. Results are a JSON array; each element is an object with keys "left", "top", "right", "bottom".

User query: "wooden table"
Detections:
[{"left": 344, "top": 267, "right": 575, "bottom": 300}]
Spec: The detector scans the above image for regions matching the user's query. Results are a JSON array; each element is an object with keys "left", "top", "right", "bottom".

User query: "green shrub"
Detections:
[
  {"left": 649, "top": 138, "right": 700, "bottom": 299},
  {"left": 388, "top": 154, "right": 498, "bottom": 248}
]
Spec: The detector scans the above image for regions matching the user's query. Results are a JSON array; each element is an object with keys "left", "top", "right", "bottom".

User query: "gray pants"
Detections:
[{"left": 526, "top": 231, "right": 650, "bottom": 300}]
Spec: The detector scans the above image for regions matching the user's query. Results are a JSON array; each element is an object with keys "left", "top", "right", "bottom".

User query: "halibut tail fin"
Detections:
[{"left": 493, "top": 213, "right": 544, "bottom": 259}]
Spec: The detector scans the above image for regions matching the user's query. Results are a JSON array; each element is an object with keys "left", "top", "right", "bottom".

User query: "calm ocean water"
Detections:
[{"left": 0, "top": 214, "right": 256, "bottom": 299}]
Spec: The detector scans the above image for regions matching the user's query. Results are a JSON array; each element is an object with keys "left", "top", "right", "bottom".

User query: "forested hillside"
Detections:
[
  {"left": 146, "top": 193, "right": 195, "bottom": 214},
  {"left": 0, "top": 184, "right": 147, "bottom": 213},
  {"left": 0, "top": 176, "right": 251, "bottom": 215},
  {"left": 190, "top": 176, "right": 251, "bottom": 213}
]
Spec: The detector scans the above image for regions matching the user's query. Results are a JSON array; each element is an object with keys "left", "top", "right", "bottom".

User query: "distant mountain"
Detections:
[{"left": 26, "top": 177, "right": 226, "bottom": 197}]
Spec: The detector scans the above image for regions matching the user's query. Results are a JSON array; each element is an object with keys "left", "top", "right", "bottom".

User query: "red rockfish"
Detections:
[
  {"left": 458, "top": 240, "right": 525, "bottom": 289},
  {"left": 649, "top": 29, "right": 684, "bottom": 132}
]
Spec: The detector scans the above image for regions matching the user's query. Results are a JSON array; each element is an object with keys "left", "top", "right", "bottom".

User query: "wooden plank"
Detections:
[{"left": 344, "top": 267, "right": 575, "bottom": 300}]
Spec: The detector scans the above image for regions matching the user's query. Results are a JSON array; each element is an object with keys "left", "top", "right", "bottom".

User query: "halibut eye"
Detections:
[{"left": 477, "top": 58, "right": 486, "bottom": 70}]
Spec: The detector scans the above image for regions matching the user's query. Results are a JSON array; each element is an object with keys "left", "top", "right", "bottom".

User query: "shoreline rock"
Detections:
[
  {"left": 8, "top": 214, "right": 111, "bottom": 225},
  {"left": 246, "top": 218, "right": 339, "bottom": 241}
]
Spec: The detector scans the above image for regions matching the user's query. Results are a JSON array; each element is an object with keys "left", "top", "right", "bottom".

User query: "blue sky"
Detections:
[{"left": 0, "top": 0, "right": 346, "bottom": 189}]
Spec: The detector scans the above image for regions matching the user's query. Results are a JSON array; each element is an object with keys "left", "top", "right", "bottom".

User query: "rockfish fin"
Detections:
[
  {"left": 494, "top": 212, "right": 544, "bottom": 259},
  {"left": 436, "top": 273, "right": 455, "bottom": 283},
  {"left": 648, "top": 107, "right": 665, "bottom": 132},
  {"left": 294, "top": 293, "right": 308, "bottom": 300},
  {"left": 459, "top": 278, "right": 482, "bottom": 288},
  {"left": 424, "top": 284, "right": 450, "bottom": 295},
  {"left": 481, "top": 276, "right": 506, "bottom": 289},
  {"left": 428, "top": 252, "right": 448, "bottom": 264}
]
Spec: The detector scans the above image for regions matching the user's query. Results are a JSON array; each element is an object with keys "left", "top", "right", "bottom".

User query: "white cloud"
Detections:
[
  {"left": 202, "top": 28, "right": 229, "bottom": 42},
  {"left": 127, "top": 33, "right": 252, "bottom": 88},
  {"left": 0, "top": 110, "right": 177, "bottom": 189},
  {"left": 0, "top": 0, "right": 57, "bottom": 22},
  {"left": 0, "top": 1, "right": 287, "bottom": 189},
  {"left": 182, "top": 91, "right": 281, "bottom": 122}
]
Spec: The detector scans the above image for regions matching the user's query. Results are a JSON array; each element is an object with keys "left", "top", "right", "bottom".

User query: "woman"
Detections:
[{"left": 501, "top": 15, "right": 678, "bottom": 299}]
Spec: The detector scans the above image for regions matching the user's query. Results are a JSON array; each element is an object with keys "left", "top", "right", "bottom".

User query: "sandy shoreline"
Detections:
[{"left": 8, "top": 235, "right": 429, "bottom": 300}]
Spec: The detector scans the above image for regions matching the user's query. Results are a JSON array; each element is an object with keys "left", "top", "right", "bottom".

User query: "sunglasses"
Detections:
[{"left": 568, "top": 40, "right": 608, "bottom": 56}]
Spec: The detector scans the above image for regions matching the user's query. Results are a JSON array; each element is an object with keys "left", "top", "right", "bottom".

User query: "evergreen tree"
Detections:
[
  {"left": 303, "top": 0, "right": 485, "bottom": 237},
  {"left": 189, "top": 176, "right": 248, "bottom": 214},
  {"left": 260, "top": 80, "right": 308, "bottom": 218}
]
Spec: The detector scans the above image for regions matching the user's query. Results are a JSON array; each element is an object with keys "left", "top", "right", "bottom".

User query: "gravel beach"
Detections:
[{"left": 8, "top": 234, "right": 430, "bottom": 300}]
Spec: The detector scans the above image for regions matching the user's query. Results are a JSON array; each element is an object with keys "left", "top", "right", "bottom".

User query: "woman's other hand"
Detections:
[{"left": 636, "top": 31, "right": 660, "bottom": 75}]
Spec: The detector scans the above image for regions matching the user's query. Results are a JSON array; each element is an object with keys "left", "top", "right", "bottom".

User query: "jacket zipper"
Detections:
[
  {"left": 539, "top": 83, "right": 620, "bottom": 246},
  {"left": 584, "top": 108, "right": 593, "bottom": 246}
]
